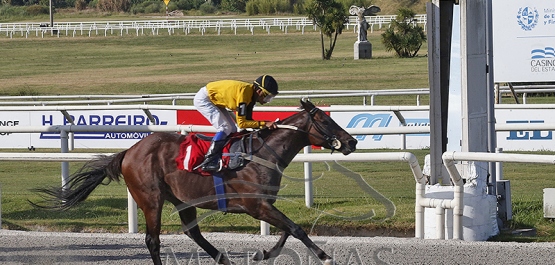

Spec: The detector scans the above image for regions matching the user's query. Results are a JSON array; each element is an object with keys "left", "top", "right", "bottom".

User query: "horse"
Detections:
[{"left": 33, "top": 99, "right": 357, "bottom": 265}]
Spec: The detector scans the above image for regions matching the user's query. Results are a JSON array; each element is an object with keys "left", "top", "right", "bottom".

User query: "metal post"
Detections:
[
  {"left": 0, "top": 184, "right": 2, "bottom": 229},
  {"left": 49, "top": 0, "right": 53, "bottom": 30},
  {"left": 260, "top": 221, "right": 270, "bottom": 235},
  {"left": 127, "top": 189, "right": 138, "bottom": 233},
  {"left": 304, "top": 146, "right": 313, "bottom": 207},
  {"left": 495, "top": 148, "right": 503, "bottom": 181},
  {"left": 485, "top": 0, "right": 497, "bottom": 196},
  {"left": 60, "top": 130, "right": 69, "bottom": 189}
]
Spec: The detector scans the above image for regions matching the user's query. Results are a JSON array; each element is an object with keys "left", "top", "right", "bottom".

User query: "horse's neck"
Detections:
[{"left": 257, "top": 122, "right": 310, "bottom": 167}]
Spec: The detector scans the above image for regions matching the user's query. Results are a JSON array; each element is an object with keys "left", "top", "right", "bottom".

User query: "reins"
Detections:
[{"left": 233, "top": 106, "right": 341, "bottom": 172}]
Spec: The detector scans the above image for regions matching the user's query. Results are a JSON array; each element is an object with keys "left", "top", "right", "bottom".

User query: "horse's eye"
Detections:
[{"left": 322, "top": 120, "right": 329, "bottom": 125}]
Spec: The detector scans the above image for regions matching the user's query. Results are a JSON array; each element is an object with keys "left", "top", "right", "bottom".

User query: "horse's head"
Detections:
[{"left": 299, "top": 99, "right": 357, "bottom": 155}]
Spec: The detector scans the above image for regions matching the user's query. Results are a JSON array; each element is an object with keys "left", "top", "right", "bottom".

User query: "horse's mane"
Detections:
[{"left": 257, "top": 107, "right": 307, "bottom": 138}]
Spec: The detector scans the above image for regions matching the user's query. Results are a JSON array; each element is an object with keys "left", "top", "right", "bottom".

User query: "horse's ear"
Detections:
[{"left": 300, "top": 99, "right": 315, "bottom": 111}]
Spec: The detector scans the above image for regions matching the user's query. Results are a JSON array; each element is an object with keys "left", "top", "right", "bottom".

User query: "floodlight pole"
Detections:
[{"left": 49, "top": 0, "right": 54, "bottom": 28}]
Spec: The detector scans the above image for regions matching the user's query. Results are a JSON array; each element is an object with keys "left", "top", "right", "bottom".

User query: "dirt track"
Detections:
[{"left": 1, "top": 230, "right": 555, "bottom": 264}]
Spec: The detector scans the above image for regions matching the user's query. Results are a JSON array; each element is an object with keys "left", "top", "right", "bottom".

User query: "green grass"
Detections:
[
  {"left": 3, "top": 149, "right": 555, "bottom": 241},
  {"left": 0, "top": 149, "right": 426, "bottom": 236},
  {"left": 1, "top": 22, "right": 555, "bottom": 241},
  {"left": 0, "top": 30, "right": 430, "bottom": 106}
]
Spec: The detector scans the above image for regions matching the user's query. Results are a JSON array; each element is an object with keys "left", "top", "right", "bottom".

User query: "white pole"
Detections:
[
  {"left": 304, "top": 146, "right": 313, "bottom": 207},
  {"left": 0, "top": 184, "right": 2, "bottom": 229},
  {"left": 260, "top": 221, "right": 270, "bottom": 235},
  {"left": 127, "top": 189, "right": 138, "bottom": 233},
  {"left": 496, "top": 148, "right": 503, "bottom": 181},
  {"left": 60, "top": 130, "right": 69, "bottom": 189}
]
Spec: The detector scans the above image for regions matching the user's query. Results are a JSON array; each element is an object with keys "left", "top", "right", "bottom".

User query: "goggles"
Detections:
[{"left": 260, "top": 87, "right": 276, "bottom": 103}]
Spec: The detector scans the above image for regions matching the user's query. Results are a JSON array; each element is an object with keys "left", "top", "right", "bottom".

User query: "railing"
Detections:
[
  {"left": 0, "top": 151, "right": 425, "bottom": 235},
  {"left": 0, "top": 15, "right": 428, "bottom": 38},
  {"left": 0, "top": 89, "right": 430, "bottom": 106},
  {"left": 0, "top": 85, "right": 552, "bottom": 106}
]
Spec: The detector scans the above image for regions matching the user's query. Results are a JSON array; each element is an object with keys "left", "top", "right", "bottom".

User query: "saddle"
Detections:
[{"left": 175, "top": 132, "right": 252, "bottom": 176}]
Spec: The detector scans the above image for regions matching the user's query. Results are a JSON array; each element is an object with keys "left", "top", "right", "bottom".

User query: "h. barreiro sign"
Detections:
[
  {"left": 493, "top": 0, "right": 555, "bottom": 82},
  {"left": 0, "top": 110, "right": 175, "bottom": 149}
]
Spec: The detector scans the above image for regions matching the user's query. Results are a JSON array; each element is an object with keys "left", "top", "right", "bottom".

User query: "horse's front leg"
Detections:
[
  {"left": 250, "top": 202, "right": 334, "bottom": 265},
  {"left": 251, "top": 232, "right": 290, "bottom": 261}
]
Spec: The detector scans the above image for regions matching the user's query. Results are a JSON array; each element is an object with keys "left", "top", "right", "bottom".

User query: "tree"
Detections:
[
  {"left": 305, "top": 0, "right": 348, "bottom": 60},
  {"left": 381, "top": 8, "right": 426, "bottom": 58}
]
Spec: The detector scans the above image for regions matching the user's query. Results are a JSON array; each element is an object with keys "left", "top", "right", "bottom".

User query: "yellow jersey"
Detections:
[{"left": 206, "top": 80, "right": 266, "bottom": 129}]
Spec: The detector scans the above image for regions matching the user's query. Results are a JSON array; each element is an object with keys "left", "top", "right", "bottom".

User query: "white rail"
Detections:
[
  {"left": 440, "top": 151, "right": 555, "bottom": 240},
  {"left": 0, "top": 89, "right": 430, "bottom": 106},
  {"left": 0, "top": 152, "right": 424, "bottom": 236},
  {"left": 0, "top": 85, "right": 552, "bottom": 106},
  {"left": 0, "top": 15, "right": 428, "bottom": 39}
]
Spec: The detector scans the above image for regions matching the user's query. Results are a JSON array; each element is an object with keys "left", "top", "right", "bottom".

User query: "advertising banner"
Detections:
[
  {"left": 331, "top": 111, "right": 430, "bottom": 149},
  {"left": 4, "top": 108, "right": 555, "bottom": 151},
  {"left": 0, "top": 110, "right": 175, "bottom": 149},
  {"left": 496, "top": 109, "right": 555, "bottom": 151},
  {"left": 492, "top": 0, "right": 555, "bottom": 82}
]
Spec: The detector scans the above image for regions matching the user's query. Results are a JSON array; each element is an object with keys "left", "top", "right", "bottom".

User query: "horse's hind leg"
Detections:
[
  {"left": 175, "top": 204, "right": 233, "bottom": 265},
  {"left": 128, "top": 186, "right": 164, "bottom": 265},
  {"left": 141, "top": 202, "right": 165, "bottom": 265},
  {"left": 252, "top": 232, "right": 290, "bottom": 261}
]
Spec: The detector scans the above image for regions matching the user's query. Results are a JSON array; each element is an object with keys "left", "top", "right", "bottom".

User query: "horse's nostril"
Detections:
[{"left": 348, "top": 139, "right": 357, "bottom": 150}]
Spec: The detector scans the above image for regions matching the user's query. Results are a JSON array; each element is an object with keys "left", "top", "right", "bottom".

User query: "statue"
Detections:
[{"left": 349, "top": 5, "right": 381, "bottom": 42}]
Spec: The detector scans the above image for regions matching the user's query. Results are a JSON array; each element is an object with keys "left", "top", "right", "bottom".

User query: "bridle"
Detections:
[
  {"left": 271, "top": 107, "right": 342, "bottom": 154},
  {"left": 305, "top": 107, "right": 342, "bottom": 153},
  {"left": 248, "top": 107, "right": 343, "bottom": 172}
]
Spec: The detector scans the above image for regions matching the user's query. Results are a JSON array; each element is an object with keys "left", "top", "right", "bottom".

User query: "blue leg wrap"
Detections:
[{"left": 212, "top": 173, "right": 227, "bottom": 212}]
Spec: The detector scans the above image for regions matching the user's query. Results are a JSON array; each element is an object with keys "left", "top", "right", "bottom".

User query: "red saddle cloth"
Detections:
[{"left": 175, "top": 133, "right": 234, "bottom": 176}]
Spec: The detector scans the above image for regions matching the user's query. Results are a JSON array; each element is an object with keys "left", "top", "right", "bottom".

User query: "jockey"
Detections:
[{"left": 193, "top": 75, "right": 279, "bottom": 172}]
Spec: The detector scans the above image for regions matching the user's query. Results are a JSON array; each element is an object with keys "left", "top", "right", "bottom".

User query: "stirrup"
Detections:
[{"left": 200, "top": 158, "right": 223, "bottom": 172}]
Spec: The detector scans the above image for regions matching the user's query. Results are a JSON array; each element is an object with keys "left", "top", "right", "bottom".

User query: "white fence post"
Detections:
[
  {"left": 128, "top": 189, "right": 138, "bottom": 233},
  {"left": 0, "top": 184, "right": 2, "bottom": 229},
  {"left": 304, "top": 146, "right": 313, "bottom": 208},
  {"left": 60, "top": 130, "right": 70, "bottom": 189}
]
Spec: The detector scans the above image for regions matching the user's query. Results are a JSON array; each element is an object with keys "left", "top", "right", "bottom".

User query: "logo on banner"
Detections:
[
  {"left": 531, "top": 47, "right": 555, "bottom": 73},
  {"left": 531, "top": 47, "right": 555, "bottom": 59},
  {"left": 40, "top": 114, "right": 168, "bottom": 140},
  {"left": 506, "top": 120, "right": 552, "bottom": 140},
  {"left": 404, "top": 118, "right": 430, "bottom": 136},
  {"left": 517, "top": 6, "right": 539, "bottom": 31},
  {"left": 346, "top": 114, "right": 392, "bottom": 141}
]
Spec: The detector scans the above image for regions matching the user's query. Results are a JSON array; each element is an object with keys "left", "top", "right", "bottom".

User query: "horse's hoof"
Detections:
[
  {"left": 220, "top": 258, "right": 234, "bottom": 265},
  {"left": 251, "top": 250, "right": 264, "bottom": 261},
  {"left": 323, "top": 259, "right": 336, "bottom": 265}
]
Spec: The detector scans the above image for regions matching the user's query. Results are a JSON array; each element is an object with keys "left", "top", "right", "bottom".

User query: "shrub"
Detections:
[
  {"left": 143, "top": 1, "right": 162, "bottom": 13},
  {"left": 292, "top": 3, "right": 303, "bottom": 14},
  {"left": 175, "top": 0, "right": 204, "bottom": 10},
  {"left": 199, "top": 1, "right": 215, "bottom": 14},
  {"left": 0, "top": 5, "right": 26, "bottom": 18},
  {"left": 381, "top": 8, "right": 426, "bottom": 58},
  {"left": 256, "top": 0, "right": 272, "bottom": 14},
  {"left": 26, "top": 4, "right": 47, "bottom": 15},
  {"left": 275, "top": 0, "right": 291, "bottom": 13},
  {"left": 6, "top": 0, "right": 24, "bottom": 6},
  {"left": 245, "top": 0, "right": 257, "bottom": 15},
  {"left": 75, "top": 0, "right": 87, "bottom": 10},
  {"left": 220, "top": 0, "right": 246, "bottom": 12},
  {"left": 97, "top": 0, "right": 130, "bottom": 12}
]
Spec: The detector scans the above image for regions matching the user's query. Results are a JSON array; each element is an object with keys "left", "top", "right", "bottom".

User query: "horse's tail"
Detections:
[{"left": 30, "top": 150, "right": 127, "bottom": 211}]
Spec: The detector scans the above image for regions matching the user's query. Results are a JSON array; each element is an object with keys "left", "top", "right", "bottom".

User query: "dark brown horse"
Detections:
[{"left": 34, "top": 99, "right": 357, "bottom": 265}]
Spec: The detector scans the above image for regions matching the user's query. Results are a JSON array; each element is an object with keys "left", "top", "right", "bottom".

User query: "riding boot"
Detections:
[
  {"left": 201, "top": 139, "right": 226, "bottom": 172},
  {"left": 199, "top": 131, "right": 228, "bottom": 172}
]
